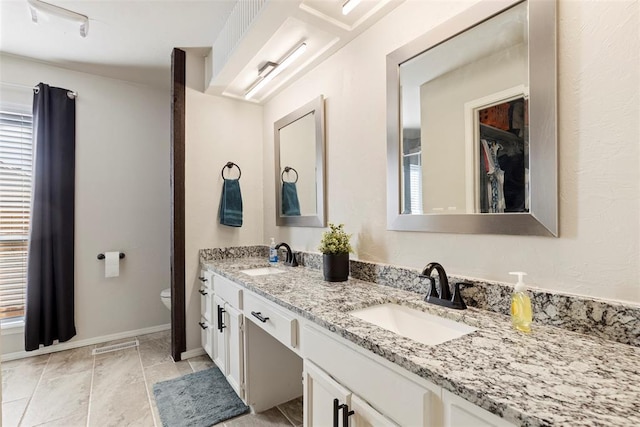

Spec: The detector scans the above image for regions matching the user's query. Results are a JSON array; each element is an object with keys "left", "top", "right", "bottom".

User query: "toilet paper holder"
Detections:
[{"left": 97, "top": 252, "right": 125, "bottom": 260}]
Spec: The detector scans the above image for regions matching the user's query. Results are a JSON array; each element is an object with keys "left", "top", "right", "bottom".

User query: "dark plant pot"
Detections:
[{"left": 323, "top": 253, "right": 349, "bottom": 282}]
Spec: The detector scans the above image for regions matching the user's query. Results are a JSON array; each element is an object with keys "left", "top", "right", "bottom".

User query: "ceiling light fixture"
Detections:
[
  {"left": 245, "top": 42, "right": 307, "bottom": 100},
  {"left": 27, "top": 0, "right": 89, "bottom": 37},
  {"left": 258, "top": 62, "right": 278, "bottom": 77},
  {"left": 342, "top": 0, "right": 362, "bottom": 15}
]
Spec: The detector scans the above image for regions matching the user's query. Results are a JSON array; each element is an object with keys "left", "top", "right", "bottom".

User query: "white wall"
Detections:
[
  {"left": 184, "top": 50, "right": 263, "bottom": 352},
  {"left": 263, "top": 0, "right": 640, "bottom": 304},
  {"left": 0, "top": 54, "right": 171, "bottom": 354}
]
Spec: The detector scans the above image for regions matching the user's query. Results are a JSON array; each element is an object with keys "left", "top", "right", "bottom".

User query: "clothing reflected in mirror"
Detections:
[
  {"left": 398, "top": 1, "right": 528, "bottom": 216},
  {"left": 386, "top": 0, "right": 558, "bottom": 236},
  {"left": 478, "top": 97, "right": 528, "bottom": 213}
]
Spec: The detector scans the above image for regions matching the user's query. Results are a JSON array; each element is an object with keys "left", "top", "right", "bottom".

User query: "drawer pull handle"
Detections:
[
  {"left": 217, "top": 305, "right": 226, "bottom": 332},
  {"left": 333, "top": 399, "right": 354, "bottom": 427},
  {"left": 198, "top": 276, "right": 208, "bottom": 282},
  {"left": 342, "top": 403, "right": 354, "bottom": 427},
  {"left": 198, "top": 289, "right": 208, "bottom": 296},
  {"left": 198, "top": 321, "right": 208, "bottom": 330},
  {"left": 251, "top": 311, "right": 269, "bottom": 323}
]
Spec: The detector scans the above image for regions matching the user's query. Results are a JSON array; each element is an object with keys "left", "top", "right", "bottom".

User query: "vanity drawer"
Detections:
[
  {"left": 213, "top": 274, "right": 243, "bottom": 309},
  {"left": 199, "top": 316, "right": 213, "bottom": 359},
  {"left": 200, "top": 287, "right": 213, "bottom": 322},
  {"left": 199, "top": 269, "right": 213, "bottom": 291},
  {"left": 244, "top": 292, "right": 297, "bottom": 349}
]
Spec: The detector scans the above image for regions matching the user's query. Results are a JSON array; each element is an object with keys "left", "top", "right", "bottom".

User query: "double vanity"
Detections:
[
  {"left": 186, "top": 0, "right": 639, "bottom": 425},
  {"left": 197, "top": 250, "right": 640, "bottom": 427}
]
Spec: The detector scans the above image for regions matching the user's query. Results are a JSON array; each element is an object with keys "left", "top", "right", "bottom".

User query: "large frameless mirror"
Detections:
[
  {"left": 387, "top": 0, "right": 557, "bottom": 236},
  {"left": 274, "top": 95, "right": 326, "bottom": 227}
]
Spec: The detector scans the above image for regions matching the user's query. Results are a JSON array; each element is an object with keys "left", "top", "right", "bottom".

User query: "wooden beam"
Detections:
[{"left": 170, "top": 48, "right": 186, "bottom": 361}]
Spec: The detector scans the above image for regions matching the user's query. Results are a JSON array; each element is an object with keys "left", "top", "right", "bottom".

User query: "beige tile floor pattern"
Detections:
[{"left": 2, "top": 330, "right": 302, "bottom": 427}]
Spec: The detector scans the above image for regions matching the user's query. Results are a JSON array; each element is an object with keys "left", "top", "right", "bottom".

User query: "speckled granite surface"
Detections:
[
  {"left": 201, "top": 247, "right": 639, "bottom": 347},
  {"left": 347, "top": 258, "right": 640, "bottom": 348},
  {"left": 202, "top": 257, "right": 640, "bottom": 427},
  {"left": 200, "top": 245, "right": 268, "bottom": 261}
]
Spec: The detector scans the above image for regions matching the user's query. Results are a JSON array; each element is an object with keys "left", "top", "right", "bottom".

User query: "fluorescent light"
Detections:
[
  {"left": 342, "top": 0, "right": 362, "bottom": 15},
  {"left": 27, "top": 0, "right": 89, "bottom": 37},
  {"left": 245, "top": 43, "right": 307, "bottom": 100},
  {"left": 258, "top": 62, "right": 278, "bottom": 77}
]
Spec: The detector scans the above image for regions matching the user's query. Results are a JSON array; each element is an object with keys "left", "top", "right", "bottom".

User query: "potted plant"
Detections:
[{"left": 318, "top": 223, "right": 353, "bottom": 282}]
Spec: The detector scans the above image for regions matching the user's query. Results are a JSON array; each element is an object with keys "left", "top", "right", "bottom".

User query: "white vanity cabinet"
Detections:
[
  {"left": 350, "top": 394, "right": 399, "bottom": 427},
  {"left": 198, "top": 269, "right": 214, "bottom": 358},
  {"left": 203, "top": 271, "right": 245, "bottom": 400},
  {"left": 442, "top": 389, "right": 515, "bottom": 427},
  {"left": 303, "top": 324, "right": 438, "bottom": 427},
  {"left": 304, "top": 360, "right": 397, "bottom": 427},
  {"left": 304, "top": 360, "right": 352, "bottom": 427},
  {"left": 199, "top": 267, "right": 518, "bottom": 427}
]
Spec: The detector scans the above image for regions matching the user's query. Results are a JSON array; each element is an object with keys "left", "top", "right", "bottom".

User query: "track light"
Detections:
[
  {"left": 342, "top": 0, "right": 362, "bottom": 15},
  {"left": 28, "top": 0, "right": 89, "bottom": 37},
  {"left": 245, "top": 43, "right": 307, "bottom": 100}
]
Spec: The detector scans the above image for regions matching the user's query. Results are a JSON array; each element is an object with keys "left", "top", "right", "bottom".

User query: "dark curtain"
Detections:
[{"left": 25, "top": 83, "right": 76, "bottom": 351}]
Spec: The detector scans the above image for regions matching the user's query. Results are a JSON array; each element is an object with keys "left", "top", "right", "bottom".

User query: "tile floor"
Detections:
[{"left": 2, "top": 330, "right": 303, "bottom": 427}]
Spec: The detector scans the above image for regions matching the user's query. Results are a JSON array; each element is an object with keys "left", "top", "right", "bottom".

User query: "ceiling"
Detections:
[
  {"left": 0, "top": 0, "right": 238, "bottom": 89},
  {"left": 207, "top": 0, "right": 405, "bottom": 103}
]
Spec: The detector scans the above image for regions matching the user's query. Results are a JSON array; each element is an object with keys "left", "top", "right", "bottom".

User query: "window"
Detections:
[{"left": 0, "top": 110, "right": 33, "bottom": 321}]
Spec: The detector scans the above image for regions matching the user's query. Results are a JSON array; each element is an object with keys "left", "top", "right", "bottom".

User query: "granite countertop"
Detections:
[{"left": 203, "top": 257, "right": 640, "bottom": 427}]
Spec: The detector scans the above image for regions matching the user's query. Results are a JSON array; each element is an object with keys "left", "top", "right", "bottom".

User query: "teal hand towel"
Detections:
[
  {"left": 219, "top": 179, "right": 243, "bottom": 227},
  {"left": 282, "top": 181, "right": 301, "bottom": 216}
]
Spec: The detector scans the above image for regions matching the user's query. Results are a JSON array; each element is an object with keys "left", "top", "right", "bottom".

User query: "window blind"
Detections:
[
  {"left": 0, "top": 110, "right": 33, "bottom": 320},
  {"left": 409, "top": 163, "right": 423, "bottom": 214}
]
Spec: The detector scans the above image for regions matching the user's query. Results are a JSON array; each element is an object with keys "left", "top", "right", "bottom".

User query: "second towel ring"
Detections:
[
  {"left": 281, "top": 166, "right": 298, "bottom": 183},
  {"left": 221, "top": 162, "right": 241, "bottom": 180}
]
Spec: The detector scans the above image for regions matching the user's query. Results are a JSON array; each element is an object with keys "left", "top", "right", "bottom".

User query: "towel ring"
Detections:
[
  {"left": 221, "top": 162, "right": 241, "bottom": 180},
  {"left": 281, "top": 166, "right": 298, "bottom": 183}
]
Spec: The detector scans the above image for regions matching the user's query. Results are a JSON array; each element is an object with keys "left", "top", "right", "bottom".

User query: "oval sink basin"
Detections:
[
  {"left": 240, "top": 267, "right": 286, "bottom": 276},
  {"left": 349, "top": 303, "right": 476, "bottom": 346}
]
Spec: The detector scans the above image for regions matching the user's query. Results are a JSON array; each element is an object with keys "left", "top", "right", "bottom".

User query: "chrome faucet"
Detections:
[
  {"left": 420, "top": 262, "right": 466, "bottom": 310},
  {"left": 275, "top": 242, "right": 298, "bottom": 267}
]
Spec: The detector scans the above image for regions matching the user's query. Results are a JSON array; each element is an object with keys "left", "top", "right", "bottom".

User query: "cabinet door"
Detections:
[
  {"left": 199, "top": 317, "right": 213, "bottom": 359},
  {"left": 304, "top": 324, "right": 439, "bottom": 427},
  {"left": 443, "top": 389, "right": 516, "bottom": 427},
  {"left": 225, "top": 303, "right": 244, "bottom": 399},
  {"left": 200, "top": 286, "right": 213, "bottom": 322},
  {"left": 304, "top": 361, "right": 351, "bottom": 427},
  {"left": 350, "top": 394, "right": 398, "bottom": 427},
  {"left": 212, "top": 295, "right": 227, "bottom": 374}
]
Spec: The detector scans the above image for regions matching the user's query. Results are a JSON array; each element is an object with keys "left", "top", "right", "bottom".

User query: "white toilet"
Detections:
[{"left": 161, "top": 288, "right": 171, "bottom": 310}]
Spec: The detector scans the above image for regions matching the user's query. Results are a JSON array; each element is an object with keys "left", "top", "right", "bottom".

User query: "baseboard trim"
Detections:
[
  {"left": 1, "top": 323, "right": 171, "bottom": 362},
  {"left": 181, "top": 347, "right": 206, "bottom": 360}
]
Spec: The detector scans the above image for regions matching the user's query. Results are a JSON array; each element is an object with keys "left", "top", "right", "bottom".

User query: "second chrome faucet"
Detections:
[{"left": 420, "top": 262, "right": 467, "bottom": 310}]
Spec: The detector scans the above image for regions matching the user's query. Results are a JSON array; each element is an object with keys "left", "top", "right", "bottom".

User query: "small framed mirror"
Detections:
[
  {"left": 387, "top": 0, "right": 557, "bottom": 236},
  {"left": 274, "top": 95, "right": 326, "bottom": 227}
]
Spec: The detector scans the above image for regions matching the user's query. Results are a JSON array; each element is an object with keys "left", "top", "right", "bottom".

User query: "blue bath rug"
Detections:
[{"left": 153, "top": 367, "right": 249, "bottom": 427}]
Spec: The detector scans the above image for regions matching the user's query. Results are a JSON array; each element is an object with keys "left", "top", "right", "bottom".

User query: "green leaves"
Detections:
[{"left": 318, "top": 223, "right": 353, "bottom": 255}]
